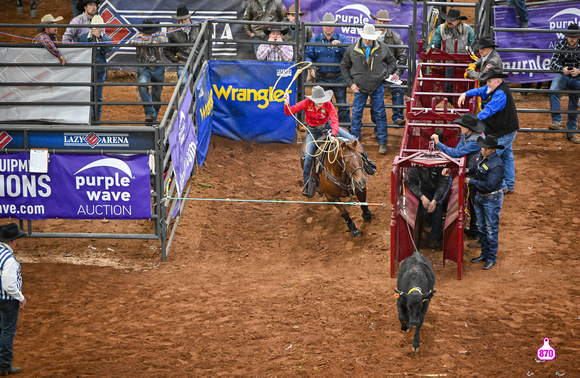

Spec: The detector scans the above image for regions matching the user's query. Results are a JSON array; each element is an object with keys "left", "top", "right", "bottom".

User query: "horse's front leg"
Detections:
[
  {"left": 331, "top": 199, "right": 361, "bottom": 237},
  {"left": 356, "top": 188, "right": 372, "bottom": 222}
]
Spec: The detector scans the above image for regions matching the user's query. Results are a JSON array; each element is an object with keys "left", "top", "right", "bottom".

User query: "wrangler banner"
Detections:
[
  {"left": 195, "top": 64, "right": 213, "bottom": 167},
  {"left": 209, "top": 60, "right": 296, "bottom": 143},
  {"left": 0, "top": 153, "right": 152, "bottom": 220},
  {"left": 495, "top": 1, "right": 579, "bottom": 84}
]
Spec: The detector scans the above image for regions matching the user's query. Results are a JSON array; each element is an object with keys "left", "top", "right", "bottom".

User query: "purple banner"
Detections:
[
  {"left": 495, "top": 1, "right": 579, "bottom": 83},
  {"left": 0, "top": 153, "right": 152, "bottom": 220},
  {"left": 168, "top": 87, "right": 197, "bottom": 218}
]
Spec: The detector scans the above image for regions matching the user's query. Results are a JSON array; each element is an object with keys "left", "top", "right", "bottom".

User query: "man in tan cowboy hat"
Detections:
[
  {"left": 63, "top": 0, "right": 101, "bottom": 43},
  {"left": 0, "top": 223, "right": 27, "bottom": 376},
  {"left": 35, "top": 14, "right": 66, "bottom": 65},
  {"left": 548, "top": 23, "right": 580, "bottom": 144},
  {"left": 305, "top": 13, "right": 352, "bottom": 127},
  {"left": 256, "top": 25, "right": 293, "bottom": 61},
  {"left": 429, "top": 8, "right": 474, "bottom": 54},
  {"left": 164, "top": 6, "right": 201, "bottom": 82},
  {"left": 341, "top": 23, "right": 396, "bottom": 155},
  {"left": 242, "top": 0, "right": 287, "bottom": 57},
  {"left": 283, "top": 4, "right": 313, "bottom": 49},
  {"left": 371, "top": 9, "right": 407, "bottom": 126}
]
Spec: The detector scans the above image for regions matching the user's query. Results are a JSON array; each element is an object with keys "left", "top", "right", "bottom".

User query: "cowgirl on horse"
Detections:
[{"left": 283, "top": 85, "right": 376, "bottom": 197}]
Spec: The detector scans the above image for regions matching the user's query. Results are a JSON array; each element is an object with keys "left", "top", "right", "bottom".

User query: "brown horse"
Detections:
[{"left": 306, "top": 138, "right": 373, "bottom": 237}]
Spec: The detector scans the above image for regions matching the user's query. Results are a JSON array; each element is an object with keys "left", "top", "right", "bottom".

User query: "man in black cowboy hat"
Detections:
[
  {"left": 0, "top": 223, "right": 27, "bottom": 376},
  {"left": 63, "top": 0, "right": 100, "bottom": 42},
  {"left": 256, "top": 25, "right": 293, "bottom": 62},
  {"left": 164, "top": 6, "right": 201, "bottom": 82},
  {"left": 430, "top": 8, "right": 474, "bottom": 54},
  {"left": 465, "top": 35, "right": 503, "bottom": 82},
  {"left": 434, "top": 113, "right": 485, "bottom": 240},
  {"left": 465, "top": 135, "right": 506, "bottom": 270},
  {"left": 548, "top": 23, "right": 580, "bottom": 144},
  {"left": 130, "top": 19, "right": 168, "bottom": 124},
  {"left": 459, "top": 67, "right": 519, "bottom": 195}
]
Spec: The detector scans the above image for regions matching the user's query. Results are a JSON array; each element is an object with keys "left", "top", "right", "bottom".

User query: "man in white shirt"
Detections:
[{"left": 0, "top": 223, "right": 27, "bottom": 376}]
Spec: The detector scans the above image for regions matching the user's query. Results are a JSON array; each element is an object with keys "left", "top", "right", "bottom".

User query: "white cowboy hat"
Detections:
[
  {"left": 370, "top": 10, "right": 394, "bottom": 22},
  {"left": 91, "top": 15, "right": 104, "bottom": 25},
  {"left": 317, "top": 13, "right": 336, "bottom": 23},
  {"left": 40, "top": 14, "right": 64, "bottom": 24},
  {"left": 359, "top": 24, "right": 381, "bottom": 40},
  {"left": 306, "top": 86, "right": 333, "bottom": 104}
]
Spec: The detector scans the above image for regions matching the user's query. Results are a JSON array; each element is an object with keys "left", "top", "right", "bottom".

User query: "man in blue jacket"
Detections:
[
  {"left": 458, "top": 68, "right": 519, "bottom": 194},
  {"left": 306, "top": 13, "right": 351, "bottom": 127},
  {"left": 465, "top": 135, "right": 505, "bottom": 270}
]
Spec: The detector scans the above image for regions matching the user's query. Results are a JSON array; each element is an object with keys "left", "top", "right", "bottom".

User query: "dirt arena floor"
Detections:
[{"left": 2, "top": 0, "right": 580, "bottom": 376}]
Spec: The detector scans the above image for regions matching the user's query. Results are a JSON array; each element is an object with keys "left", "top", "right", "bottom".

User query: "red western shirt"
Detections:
[{"left": 284, "top": 99, "right": 339, "bottom": 136}]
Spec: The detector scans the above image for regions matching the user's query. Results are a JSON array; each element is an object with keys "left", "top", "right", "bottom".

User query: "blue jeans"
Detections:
[
  {"left": 177, "top": 66, "right": 189, "bottom": 84},
  {"left": 496, "top": 131, "right": 517, "bottom": 191},
  {"left": 316, "top": 73, "right": 351, "bottom": 125},
  {"left": 370, "top": 85, "right": 405, "bottom": 124},
  {"left": 549, "top": 73, "right": 580, "bottom": 131},
  {"left": 506, "top": 0, "right": 529, "bottom": 24},
  {"left": 92, "top": 68, "right": 106, "bottom": 122},
  {"left": 0, "top": 300, "right": 20, "bottom": 370},
  {"left": 352, "top": 85, "right": 388, "bottom": 144},
  {"left": 137, "top": 66, "right": 165, "bottom": 119},
  {"left": 303, "top": 125, "right": 328, "bottom": 184},
  {"left": 474, "top": 191, "right": 504, "bottom": 263}
]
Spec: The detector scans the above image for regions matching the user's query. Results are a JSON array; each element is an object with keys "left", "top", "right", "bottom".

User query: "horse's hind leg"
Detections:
[
  {"left": 356, "top": 189, "right": 372, "bottom": 222},
  {"left": 333, "top": 202, "right": 361, "bottom": 237}
]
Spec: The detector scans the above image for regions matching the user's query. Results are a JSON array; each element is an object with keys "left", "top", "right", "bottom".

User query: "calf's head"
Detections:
[{"left": 395, "top": 288, "right": 436, "bottom": 326}]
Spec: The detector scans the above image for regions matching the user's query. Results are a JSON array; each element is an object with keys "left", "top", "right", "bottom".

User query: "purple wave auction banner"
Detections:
[
  {"left": 168, "top": 87, "right": 198, "bottom": 218},
  {"left": 0, "top": 153, "right": 152, "bottom": 220},
  {"left": 495, "top": 1, "right": 579, "bottom": 83}
]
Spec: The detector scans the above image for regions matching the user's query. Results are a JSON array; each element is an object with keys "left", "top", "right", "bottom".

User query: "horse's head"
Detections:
[{"left": 338, "top": 139, "right": 367, "bottom": 191}]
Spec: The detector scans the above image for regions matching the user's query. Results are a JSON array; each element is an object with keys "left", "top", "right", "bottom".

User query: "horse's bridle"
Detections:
[{"left": 337, "top": 152, "right": 366, "bottom": 193}]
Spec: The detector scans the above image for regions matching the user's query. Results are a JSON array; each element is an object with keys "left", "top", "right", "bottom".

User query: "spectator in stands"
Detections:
[
  {"left": 63, "top": 0, "right": 100, "bottom": 43},
  {"left": 429, "top": 9, "right": 474, "bottom": 53},
  {"left": 35, "top": 14, "right": 66, "bottom": 66},
  {"left": 465, "top": 135, "right": 505, "bottom": 270},
  {"left": 434, "top": 113, "right": 485, "bottom": 241},
  {"left": 458, "top": 68, "right": 519, "bottom": 194},
  {"left": 0, "top": 223, "right": 27, "bottom": 377},
  {"left": 341, "top": 24, "right": 396, "bottom": 155},
  {"left": 408, "top": 166, "right": 451, "bottom": 249},
  {"left": 282, "top": 86, "right": 376, "bottom": 197},
  {"left": 507, "top": 0, "right": 529, "bottom": 29},
  {"left": 256, "top": 26, "right": 293, "bottom": 62},
  {"left": 306, "top": 13, "right": 351, "bottom": 127},
  {"left": 78, "top": 15, "right": 112, "bottom": 122},
  {"left": 130, "top": 20, "right": 167, "bottom": 125},
  {"left": 16, "top": 0, "right": 36, "bottom": 17},
  {"left": 465, "top": 35, "right": 503, "bottom": 82},
  {"left": 164, "top": 6, "right": 201, "bottom": 83},
  {"left": 69, "top": 0, "right": 82, "bottom": 18},
  {"left": 242, "top": 0, "right": 287, "bottom": 58},
  {"left": 283, "top": 4, "right": 313, "bottom": 56},
  {"left": 548, "top": 23, "right": 580, "bottom": 144},
  {"left": 371, "top": 9, "right": 407, "bottom": 129}
]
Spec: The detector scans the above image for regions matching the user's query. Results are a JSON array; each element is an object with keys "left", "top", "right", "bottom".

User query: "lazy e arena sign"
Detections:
[{"left": 0, "top": 153, "right": 152, "bottom": 220}]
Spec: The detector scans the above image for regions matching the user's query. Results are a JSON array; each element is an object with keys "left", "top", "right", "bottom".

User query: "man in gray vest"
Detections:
[{"left": 430, "top": 9, "right": 474, "bottom": 54}]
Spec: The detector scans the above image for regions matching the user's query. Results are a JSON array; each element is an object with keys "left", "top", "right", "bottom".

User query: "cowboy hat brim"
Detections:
[
  {"left": 477, "top": 136, "right": 505, "bottom": 150},
  {"left": 360, "top": 30, "right": 382, "bottom": 40},
  {"left": 440, "top": 13, "right": 467, "bottom": 21},
  {"left": 370, "top": 14, "right": 394, "bottom": 22},
  {"left": 563, "top": 31, "right": 580, "bottom": 37},
  {"left": 0, "top": 224, "right": 27, "bottom": 243},
  {"left": 453, "top": 116, "right": 485, "bottom": 133},
  {"left": 306, "top": 89, "right": 333, "bottom": 104},
  {"left": 473, "top": 41, "right": 498, "bottom": 50},
  {"left": 480, "top": 72, "right": 509, "bottom": 81},
  {"left": 264, "top": 26, "right": 289, "bottom": 36},
  {"left": 172, "top": 11, "right": 196, "bottom": 20}
]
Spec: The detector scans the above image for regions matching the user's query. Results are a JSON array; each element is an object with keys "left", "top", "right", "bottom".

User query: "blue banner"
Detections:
[
  {"left": 209, "top": 60, "right": 297, "bottom": 143},
  {"left": 0, "top": 153, "right": 152, "bottom": 220},
  {"left": 495, "top": 2, "right": 579, "bottom": 83},
  {"left": 195, "top": 64, "right": 213, "bottom": 167},
  {"left": 168, "top": 88, "right": 197, "bottom": 218}
]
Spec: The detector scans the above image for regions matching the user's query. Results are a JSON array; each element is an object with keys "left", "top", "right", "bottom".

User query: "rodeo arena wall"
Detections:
[{"left": 1, "top": 0, "right": 580, "bottom": 261}]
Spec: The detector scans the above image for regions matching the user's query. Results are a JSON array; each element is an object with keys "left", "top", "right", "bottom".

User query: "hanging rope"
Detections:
[{"left": 167, "top": 196, "right": 387, "bottom": 207}]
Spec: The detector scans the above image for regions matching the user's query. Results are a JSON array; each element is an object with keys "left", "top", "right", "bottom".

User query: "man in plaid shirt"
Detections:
[
  {"left": 548, "top": 23, "right": 580, "bottom": 144},
  {"left": 256, "top": 25, "right": 293, "bottom": 62}
]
